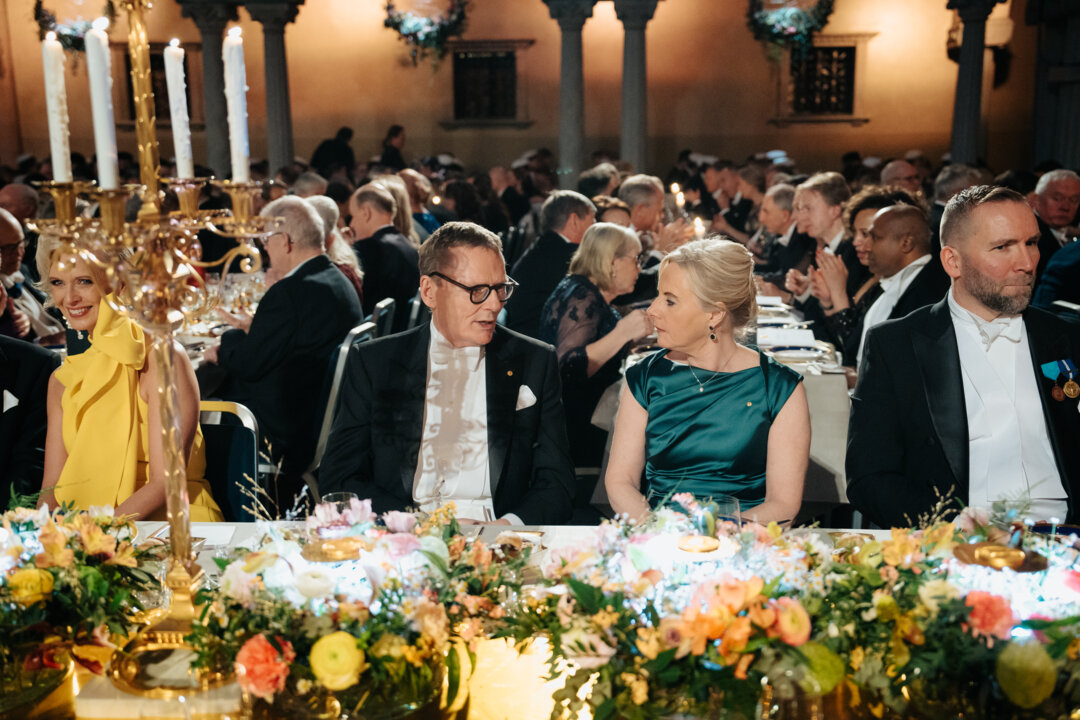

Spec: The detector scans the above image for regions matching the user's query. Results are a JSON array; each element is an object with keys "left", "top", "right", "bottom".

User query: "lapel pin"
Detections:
[{"left": 507, "top": 370, "right": 513, "bottom": 377}]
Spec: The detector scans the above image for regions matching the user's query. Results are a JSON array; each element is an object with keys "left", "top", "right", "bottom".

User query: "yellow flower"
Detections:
[
  {"left": 34, "top": 520, "right": 74, "bottom": 569},
  {"left": 76, "top": 516, "right": 117, "bottom": 557},
  {"left": 849, "top": 646, "right": 865, "bottom": 672},
  {"left": 106, "top": 542, "right": 137, "bottom": 567},
  {"left": 766, "top": 522, "right": 783, "bottom": 540},
  {"left": 996, "top": 642, "right": 1057, "bottom": 709},
  {"left": 6, "top": 567, "right": 54, "bottom": 605},
  {"left": 635, "top": 628, "right": 661, "bottom": 660},
  {"left": 852, "top": 540, "right": 883, "bottom": 568},
  {"left": 402, "top": 643, "right": 426, "bottom": 667},
  {"left": 591, "top": 609, "right": 619, "bottom": 631},
  {"left": 882, "top": 528, "right": 923, "bottom": 568},
  {"left": 921, "top": 523, "right": 957, "bottom": 558},
  {"left": 619, "top": 672, "right": 649, "bottom": 706},
  {"left": 309, "top": 632, "right": 366, "bottom": 691},
  {"left": 873, "top": 592, "right": 899, "bottom": 623},
  {"left": 242, "top": 552, "right": 279, "bottom": 574}
]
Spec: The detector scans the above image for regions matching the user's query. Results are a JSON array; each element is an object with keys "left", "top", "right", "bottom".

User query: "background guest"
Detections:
[
  {"left": 373, "top": 174, "right": 421, "bottom": 246},
  {"left": 379, "top": 124, "right": 407, "bottom": 171},
  {"left": 1031, "top": 169, "right": 1080, "bottom": 279},
  {"left": 0, "top": 335, "right": 60, "bottom": 509},
  {"left": 606, "top": 238, "right": 809, "bottom": 523},
  {"left": 539, "top": 222, "right": 652, "bottom": 467},
  {"left": 347, "top": 184, "right": 420, "bottom": 331},
  {"left": 400, "top": 168, "right": 441, "bottom": 239},
  {"left": 592, "top": 195, "right": 632, "bottom": 227},
  {"left": 307, "top": 195, "right": 364, "bottom": 305}
]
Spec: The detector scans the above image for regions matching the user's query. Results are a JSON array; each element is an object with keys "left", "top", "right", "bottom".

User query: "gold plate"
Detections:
[
  {"left": 677, "top": 535, "right": 721, "bottom": 553},
  {"left": 952, "top": 542, "right": 1047, "bottom": 572},
  {"left": 301, "top": 536, "right": 371, "bottom": 562}
]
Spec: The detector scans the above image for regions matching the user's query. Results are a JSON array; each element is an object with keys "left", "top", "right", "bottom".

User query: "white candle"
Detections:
[
  {"left": 41, "top": 32, "right": 72, "bottom": 183},
  {"left": 164, "top": 39, "right": 194, "bottom": 179},
  {"left": 84, "top": 18, "right": 118, "bottom": 190},
  {"left": 222, "top": 27, "right": 249, "bottom": 183},
  {"left": 694, "top": 217, "right": 706, "bottom": 239}
]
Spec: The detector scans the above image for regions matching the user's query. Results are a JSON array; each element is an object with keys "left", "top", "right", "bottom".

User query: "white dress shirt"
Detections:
[
  {"left": 413, "top": 322, "right": 496, "bottom": 522},
  {"left": 1, "top": 271, "right": 64, "bottom": 338},
  {"left": 856, "top": 254, "right": 931, "bottom": 366},
  {"left": 947, "top": 289, "right": 1068, "bottom": 521}
]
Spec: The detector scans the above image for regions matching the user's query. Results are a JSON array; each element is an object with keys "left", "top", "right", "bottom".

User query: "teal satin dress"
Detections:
[{"left": 625, "top": 349, "right": 802, "bottom": 510}]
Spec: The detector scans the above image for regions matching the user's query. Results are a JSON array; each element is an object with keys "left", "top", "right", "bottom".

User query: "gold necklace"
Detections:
[{"left": 686, "top": 346, "right": 738, "bottom": 393}]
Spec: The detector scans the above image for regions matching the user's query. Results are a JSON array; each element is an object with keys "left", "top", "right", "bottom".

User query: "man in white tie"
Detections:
[
  {"left": 855, "top": 205, "right": 950, "bottom": 366},
  {"left": 0, "top": 209, "right": 65, "bottom": 344},
  {"left": 319, "top": 221, "right": 575, "bottom": 525},
  {"left": 847, "top": 185, "right": 1080, "bottom": 527}
]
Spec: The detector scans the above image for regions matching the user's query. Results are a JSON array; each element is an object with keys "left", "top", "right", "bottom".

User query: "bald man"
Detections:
[
  {"left": 0, "top": 183, "right": 41, "bottom": 282},
  {"left": 880, "top": 160, "right": 923, "bottom": 196},
  {"left": 855, "top": 205, "right": 950, "bottom": 365},
  {"left": 848, "top": 185, "right": 1080, "bottom": 527},
  {"left": 0, "top": 209, "right": 64, "bottom": 343}
]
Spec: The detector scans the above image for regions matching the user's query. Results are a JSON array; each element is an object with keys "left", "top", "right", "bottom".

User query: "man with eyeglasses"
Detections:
[
  {"left": 0, "top": 208, "right": 65, "bottom": 344},
  {"left": 320, "top": 221, "right": 575, "bottom": 525}
]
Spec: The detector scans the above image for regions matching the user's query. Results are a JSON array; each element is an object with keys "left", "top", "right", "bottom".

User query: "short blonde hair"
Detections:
[
  {"left": 35, "top": 235, "right": 118, "bottom": 304},
  {"left": 660, "top": 237, "right": 757, "bottom": 333},
  {"left": 568, "top": 222, "right": 641, "bottom": 292}
]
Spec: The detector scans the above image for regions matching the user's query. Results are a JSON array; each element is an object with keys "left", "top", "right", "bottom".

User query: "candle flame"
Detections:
[
  {"left": 431, "top": 195, "right": 441, "bottom": 205},
  {"left": 45, "top": 31, "right": 57, "bottom": 42},
  {"left": 694, "top": 217, "right": 705, "bottom": 230},
  {"left": 670, "top": 183, "right": 680, "bottom": 194},
  {"left": 92, "top": 17, "right": 109, "bottom": 32},
  {"left": 169, "top": 38, "right": 181, "bottom": 48},
  {"left": 228, "top": 27, "right": 242, "bottom": 38}
]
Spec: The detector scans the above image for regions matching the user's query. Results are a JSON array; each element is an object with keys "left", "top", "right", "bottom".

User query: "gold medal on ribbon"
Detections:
[{"left": 1065, "top": 380, "right": 1079, "bottom": 398}]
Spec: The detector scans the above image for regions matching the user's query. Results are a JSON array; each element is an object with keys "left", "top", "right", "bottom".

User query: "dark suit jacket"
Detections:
[
  {"left": 846, "top": 255, "right": 951, "bottom": 362},
  {"left": 1036, "top": 215, "right": 1064, "bottom": 284},
  {"left": 758, "top": 229, "right": 816, "bottom": 287},
  {"left": 505, "top": 231, "right": 577, "bottom": 338},
  {"left": 318, "top": 324, "right": 575, "bottom": 524},
  {"left": 1033, "top": 239, "right": 1080, "bottom": 310},
  {"left": 847, "top": 299, "right": 1080, "bottom": 527},
  {"left": 218, "top": 255, "right": 363, "bottom": 473},
  {"left": 0, "top": 336, "right": 60, "bottom": 507},
  {"left": 353, "top": 226, "right": 420, "bottom": 332},
  {"left": 723, "top": 197, "right": 755, "bottom": 234}
]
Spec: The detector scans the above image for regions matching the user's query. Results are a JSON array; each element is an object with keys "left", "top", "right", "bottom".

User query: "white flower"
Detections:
[
  {"left": 295, "top": 567, "right": 335, "bottom": 599},
  {"left": 87, "top": 505, "right": 115, "bottom": 519},
  {"left": 220, "top": 562, "right": 258, "bottom": 607},
  {"left": 918, "top": 579, "right": 960, "bottom": 616}
]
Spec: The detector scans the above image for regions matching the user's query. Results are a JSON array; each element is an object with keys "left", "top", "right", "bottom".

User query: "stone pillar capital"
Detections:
[
  {"left": 178, "top": 0, "right": 238, "bottom": 34},
  {"left": 613, "top": 0, "right": 659, "bottom": 31},
  {"left": 544, "top": 0, "right": 597, "bottom": 31},
  {"left": 245, "top": 1, "right": 303, "bottom": 31},
  {"left": 947, "top": 0, "right": 1004, "bottom": 24}
]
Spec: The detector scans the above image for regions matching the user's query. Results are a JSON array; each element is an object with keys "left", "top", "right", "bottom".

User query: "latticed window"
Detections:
[
  {"left": 453, "top": 50, "right": 517, "bottom": 121},
  {"left": 790, "top": 45, "right": 856, "bottom": 115}
]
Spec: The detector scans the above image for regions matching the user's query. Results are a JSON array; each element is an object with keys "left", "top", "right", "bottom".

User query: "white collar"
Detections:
[
  {"left": 429, "top": 321, "right": 484, "bottom": 362},
  {"left": 879, "top": 253, "right": 931, "bottom": 293},
  {"left": 827, "top": 229, "right": 844, "bottom": 253},
  {"left": 776, "top": 222, "right": 796, "bottom": 247},
  {"left": 947, "top": 286, "right": 1024, "bottom": 349}
]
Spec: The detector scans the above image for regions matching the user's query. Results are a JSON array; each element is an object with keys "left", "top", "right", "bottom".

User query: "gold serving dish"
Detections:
[
  {"left": 301, "top": 536, "right": 373, "bottom": 562},
  {"left": 952, "top": 542, "right": 1048, "bottom": 572}
]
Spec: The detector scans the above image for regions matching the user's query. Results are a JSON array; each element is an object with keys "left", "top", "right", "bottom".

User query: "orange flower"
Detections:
[
  {"left": 713, "top": 579, "right": 749, "bottom": 614},
  {"left": 748, "top": 601, "right": 776, "bottom": 629},
  {"left": 77, "top": 516, "right": 117, "bottom": 558},
  {"left": 106, "top": 542, "right": 137, "bottom": 567},
  {"left": 34, "top": 520, "right": 74, "bottom": 569},
  {"left": 468, "top": 541, "right": 493, "bottom": 572},
  {"left": 734, "top": 652, "right": 754, "bottom": 680},
  {"left": 658, "top": 616, "right": 693, "bottom": 659},
  {"left": 774, "top": 597, "right": 811, "bottom": 646},
  {"left": 964, "top": 591, "right": 1014, "bottom": 642},
  {"left": 720, "top": 616, "right": 753, "bottom": 659},
  {"left": 881, "top": 528, "right": 924, "bottom": 569},
  {"left": 235, "top": 634, "right": 295, "bottom": 701}
]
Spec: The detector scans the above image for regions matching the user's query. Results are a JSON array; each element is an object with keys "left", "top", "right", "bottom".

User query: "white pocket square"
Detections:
[
  {"left": 2, "top": 390, "right": 17, "bottom": 413},
  {"left": 515, "top": 384, "right": 537, "bottom": 411}
]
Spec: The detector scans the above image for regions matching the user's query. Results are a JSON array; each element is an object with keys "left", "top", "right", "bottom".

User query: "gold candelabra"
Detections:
[{"left": 32, "top": 0, "right": 274, "bottom": 699}]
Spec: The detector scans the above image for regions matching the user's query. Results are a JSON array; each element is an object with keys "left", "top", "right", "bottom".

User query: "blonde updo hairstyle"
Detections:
[
  {"left": 568, "top": 222, "right": 641, "bottom": 293},
  {"left": 659, "top": 237, "right": 757, "bottom": 337}
]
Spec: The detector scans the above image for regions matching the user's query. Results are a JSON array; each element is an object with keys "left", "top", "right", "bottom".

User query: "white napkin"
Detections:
[{"left": 2, "top": 390, "right": 17, "bottom": 413}]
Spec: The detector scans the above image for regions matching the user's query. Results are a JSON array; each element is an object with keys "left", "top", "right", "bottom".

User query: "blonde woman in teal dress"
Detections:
[{"left": 605, "top": 238, "right": 810, "bottom": 524}]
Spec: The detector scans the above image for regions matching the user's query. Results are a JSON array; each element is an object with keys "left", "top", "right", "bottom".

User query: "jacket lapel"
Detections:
[
  {"left": 485, "top": 328, "right": 518, "bottom": 494},
  {"left": 911, "top": 299, "right": 968, "bottom": 496},
  {"left": 396, "top": 325, "right": 431, "bottom": 498}
]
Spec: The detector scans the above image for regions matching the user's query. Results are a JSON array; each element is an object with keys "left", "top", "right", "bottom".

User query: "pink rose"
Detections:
[
  {"left": 383, "top": 532, "right": 421, "bottom": 560},
  {"left": 964, "top": 591, "right": 1014, "bottom": 642},
  {"left": 342, "top": 497, "right": 374, "bottom": 526},
  {"left": 383, "top": 511, "right": 417, "bottom": 534},
  {"left": 235, "top": 634, "right": 295, "bottom": 701}
]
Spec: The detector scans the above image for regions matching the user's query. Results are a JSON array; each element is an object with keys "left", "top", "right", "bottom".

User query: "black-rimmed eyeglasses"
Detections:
[{"left": 429, "top": 271, "right": 518, "bottom": 304}]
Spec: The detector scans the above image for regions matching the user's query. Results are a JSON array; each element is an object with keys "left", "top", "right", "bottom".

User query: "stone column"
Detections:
[
  {"left": 544, "top": 0, "right": 597, "bottom": 189},
  {"left": 613, "top": 0, "right": 659, "bottom": 174},
  {"left": 246, "top": 1, "right": 303, "bottom": 174},
  {"left": 947, "top": 0, "right": 1003, "bottom": 166},
  {"left": 179, "top": 0, "right": 238, "bottom": 178}
]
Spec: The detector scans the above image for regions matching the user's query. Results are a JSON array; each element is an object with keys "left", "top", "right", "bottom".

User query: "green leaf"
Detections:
[
  {"left": 446, "top": 641, "right": 461, "bottom": 703},
  {"left": 565, "top": 577, "right": 602, "bottom": 614}
]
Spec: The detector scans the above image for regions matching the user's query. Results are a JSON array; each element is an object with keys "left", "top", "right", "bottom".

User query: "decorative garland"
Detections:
[
  {"left": 384, "top": 0, "right": 468, "bottom": 67},
  {"left": 34, "top": 0, "right": 116, "bottom": 51},
  {"left": 746, "top": 0, "right": 834, "bottom": 54}
]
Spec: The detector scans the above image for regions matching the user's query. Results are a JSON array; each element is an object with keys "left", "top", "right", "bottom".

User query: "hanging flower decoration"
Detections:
[
  {"left": 746, "top": 0, "right": 834, "bottom": 55},
  {"left": 34, "top": 0, "right": 117, "bottom": 52},
  {"left": 384, "top": 0, "right": 468, "bottom": 67}
]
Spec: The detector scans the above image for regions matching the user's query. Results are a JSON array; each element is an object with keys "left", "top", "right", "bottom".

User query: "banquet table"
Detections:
[{"left": 28, "top": 522, "right": 891, "bottom": 720}]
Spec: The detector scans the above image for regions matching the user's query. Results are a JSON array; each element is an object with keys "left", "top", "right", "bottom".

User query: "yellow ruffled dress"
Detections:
[{"left": 52, "top": 300, "right": 224, "bottom": 521}]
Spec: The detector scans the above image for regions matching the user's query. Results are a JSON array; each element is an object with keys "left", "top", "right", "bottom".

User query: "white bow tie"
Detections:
[
  {"left": 973, "top": 315, "right": 1023, "bottom": 349},
  {"left": 1, "top": 271, "right": 24, "bottom": 288}
]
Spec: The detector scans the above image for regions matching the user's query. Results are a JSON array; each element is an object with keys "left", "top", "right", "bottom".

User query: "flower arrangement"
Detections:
[
  {"left": 746, "top": 0, "right": 834, "bottom": 55},
  {"left": 33, "top": 0, "right": 116, "bottom": 52},
  {"left": 0, "top": 505, "right": 162, "bottom": 709},
  {"left": 190, "top": 500, "right": 529, "bottom": 717},
  {"left": 384, "top": 0, "right": 468, "bottom": 67}
]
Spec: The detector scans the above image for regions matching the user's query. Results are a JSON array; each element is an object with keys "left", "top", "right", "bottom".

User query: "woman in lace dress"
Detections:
[{"left": 539, "top": 223, "right": 653, "bottom": 466}]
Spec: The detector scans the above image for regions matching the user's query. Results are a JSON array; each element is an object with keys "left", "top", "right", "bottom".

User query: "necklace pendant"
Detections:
[{"left": 699, "top": 386, "right": 704, "bottom": 392}]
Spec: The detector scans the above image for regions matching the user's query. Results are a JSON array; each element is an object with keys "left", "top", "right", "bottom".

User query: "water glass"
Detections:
[
  {"left": 710, "top": 493, "right": 742, "bottom": 529},
  {"left": 321, "top": 491, "right": 358, "bottom": 514}
]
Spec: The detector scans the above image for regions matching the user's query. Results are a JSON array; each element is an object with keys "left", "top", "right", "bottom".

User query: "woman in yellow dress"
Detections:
[{"left": 38, "top": 242, "right": 223, "bottom": 522}]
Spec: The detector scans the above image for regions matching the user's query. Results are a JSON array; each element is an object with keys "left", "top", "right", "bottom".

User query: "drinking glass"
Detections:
[
  {"left": 710, "top": 493, "right": 742, "bottom": 530},
  {"left": 321, "top": 491, "right": 358, "bottom": 513}
]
